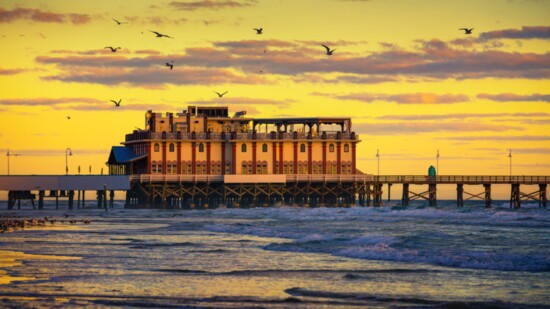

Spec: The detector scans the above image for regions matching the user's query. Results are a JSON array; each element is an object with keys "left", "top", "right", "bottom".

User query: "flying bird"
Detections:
[
  {"left": 111, "top": 99, "right": 122, "bottom": 107},
  {"left": 321, "top": 44, "right": 335, "bottom": 55},
  {"left": 113, "top": 19, "right": 127, "bottom": 25},
  {"left": 67, "top": 116, "right": 71, "bottom": 120},
  {"left": 150, "top": 30, "right": 173, "bottom": 38},
  {"left": 165, "top": 61, "right": 174, "bottom": 70},
  {"left": 459, "top": 28, "right": 474, "bottom": 34},
  {"left": 104, "top": 46, "right": 121, "bottom": 52},
  {"left": 254, "top": 28, "right": 263, "bottom": 34},
  {"left": 214, "top": 91, "right": 228, "bottom": 98}
]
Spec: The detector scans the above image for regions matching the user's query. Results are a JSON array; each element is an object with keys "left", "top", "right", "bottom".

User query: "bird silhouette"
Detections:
[
  {"left": 459, "top": 28, "right": 474, "bottom": 34},
  {"left": 321, "top": 44, "right": 335, "bottom": 55},
  {"left": 254, "top": 28, "right": 263, "bottom": 34},
  {"left": 105, "top": 46, "right": 121, "bottom": 52},
  {"left": 111, "top": 99, "right": 122, "bottom": 107},
  {"left": 113, "top": 19, "right": 127, "bottom": 25},
  {"left": 67, "top": 116, "right": 71, "bottom": 120},
  {"left": 150, "top": 30, "right": 173, "bottom": 38},
  {"left": 165, "top": 61, "right": 174, "bottom": 70},
  {"left": 214, "top": 91, "right": 228, "bottom": 98}
]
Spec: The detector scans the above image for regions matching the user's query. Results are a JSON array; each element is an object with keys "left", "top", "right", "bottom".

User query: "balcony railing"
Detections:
[{"left": 126, "top": 131, "right": 360, "bottom": 142}]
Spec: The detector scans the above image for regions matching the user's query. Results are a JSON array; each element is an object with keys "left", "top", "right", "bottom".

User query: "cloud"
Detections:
[
  {"left": 0, "top": 68, "right": 25, "bottom": 75},
  {"left": 477, "top": 93, "right": 550, "bottom": 103},
  {"left": 378, "top": 112, "right": 550, "bottom": 120},
  {"left": 0, "top": 97, "right": 177, "bottom": 111},
  {"left": 0, "top": 7, "right": 91, "bottom": 24},
  {"left": 327, "top": 92, "right": 469, "bottom": 104},
  {"left": 169, "top": 0, "right": 257, "bottom": 10},
  {"left": 292, "top": 74, "right": 398, "bottom": 84},
  {"left": 0, "top": 97, "right": 102, "bottom": 106},
  {"left": 187, "top": 96, "right": 294, "bottom": 106},
  {"left": 35, "top": 37, "right": 550, "bottom": 88},
  {"left": 479, "top": 26, "right": 550, "bottom": 40},
  {"left": 353, "top": 122, "right": 522, "bottom": 135},
  {"left": 39, "top": 66, "right": 267, "bottom": 87},
  {"left": 442, "top": 135, "right": 550, "bottom": 141}
]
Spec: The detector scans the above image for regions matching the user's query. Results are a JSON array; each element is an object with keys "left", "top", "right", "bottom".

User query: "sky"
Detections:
[{"left": 1, "top": 0, "right": 549, "bottom": 180}]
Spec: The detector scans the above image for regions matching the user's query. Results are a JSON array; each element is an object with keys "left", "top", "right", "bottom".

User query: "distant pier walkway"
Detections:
[{"left": 0, "top": 175, "right": 547, "bottom": 209}]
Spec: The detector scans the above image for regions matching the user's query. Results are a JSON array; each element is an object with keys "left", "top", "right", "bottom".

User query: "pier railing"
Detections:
[{"left": 129, "top": 174, "right": 550, "bottom": 184}]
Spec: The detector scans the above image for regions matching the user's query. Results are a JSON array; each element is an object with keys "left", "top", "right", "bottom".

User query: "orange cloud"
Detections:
[
  {"left": 353, "top": 122, "right": 523, "bottom": 135},
  {"left": 477, "top": 93, "right": 550, "bottom": 103},
  {"left": 479, "top": 26, "right": 550, "bottom": 40},
  {"left": 169, "top": 0, "right": 257, "bottom": 10},
  {"left": 328, "top": 92, "right": 469, "bottom": 104},
  {"left": 0, "top": 7, "right": 91, "bottom": 24}
]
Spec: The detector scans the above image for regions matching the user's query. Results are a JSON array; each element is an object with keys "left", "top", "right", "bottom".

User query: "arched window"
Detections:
[
  {"left": 262, "top": 143, "right": 268, "bottom": 152},
  {"left": 300, "top": 144, "right": 306, "bottom": 153},
  {"left": 329, "top": 144, "right": 335, "bottom": 152},
  {"left": 198, "top": 143, "right": 204, "bottom": 152},
  {"left": 241, "top": 143, "right": 247, "bottom": 152},
  {"left": 154, "top": 143, "right": 160, "bottom": 152},
  {"left": 169, "top": 143, "right": 175, "bottom": 152},
  {"left": 344, "top": 144, "right": 349, "bottom": 152}
]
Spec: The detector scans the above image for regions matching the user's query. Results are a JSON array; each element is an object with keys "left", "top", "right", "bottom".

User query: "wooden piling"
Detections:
[
  {"left": 539, "top": 184, "right": 547, "bottom": 208},
  {"left": 457, "top": 184, "right": 464, "bottom": 207},
  {"left": 428, "top": 183, "right": 437, "bottom": 206},
  {"left": 38, "top": 190, "right": 44, "bottom": 209},
  {"left": 401, "top": 183, "right": 409, "bottom": 206},
  {"left": 484, "top": 184, "right": 491, "bottom": 208},
  {"left": 510, "top": 183, "right": 521, "bottom": 209}
]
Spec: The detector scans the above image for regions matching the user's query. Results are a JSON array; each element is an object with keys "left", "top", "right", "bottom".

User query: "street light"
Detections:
[
  {"left": 436, "top": 149, "right": 440, "bottom": 174},
  {"left": 376, "top": 149, "right": 380, "bottom": 176},
  {"left": 65, "top": 148, "right": 73, "bottom": 175},
  {"left": 6, "top": 149, "right": 21, "bottom": 176},
  {"left": 508, "top": 149, "right": 512, "bottom": 177}
]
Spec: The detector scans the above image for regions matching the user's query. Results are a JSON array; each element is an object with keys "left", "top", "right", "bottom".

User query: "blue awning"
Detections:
[{"left": 107, "top": 146, "right": 147, "bottom": 165}]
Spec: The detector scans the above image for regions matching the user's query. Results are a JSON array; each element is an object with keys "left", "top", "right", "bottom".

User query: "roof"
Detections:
[{"left": 107, "top": 146, "right": 147, "bottom": 165}]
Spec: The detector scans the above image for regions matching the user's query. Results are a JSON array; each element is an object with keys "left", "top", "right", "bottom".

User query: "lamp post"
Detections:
[
  {"left": 7, "top": 149, "right": 21, "bottom": 176},
  {"left": 436, "top": 149, "right": 440, "bottom": 174},
  {"left": 376, "top": 149, "right": 380, "bottom": 176},
  {"left": 508, "top": 149, "right": 512, "bottom": 177},
  {"left": 65, "top": 148, "right": 73, "bottom": 175}
]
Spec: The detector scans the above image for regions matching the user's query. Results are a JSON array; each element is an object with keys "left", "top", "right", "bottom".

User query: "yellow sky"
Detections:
[{"left": 1, "top": 0, "right": 549, "bottom": 178}]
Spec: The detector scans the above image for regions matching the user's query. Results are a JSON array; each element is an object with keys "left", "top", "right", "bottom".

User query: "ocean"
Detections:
[{"left": 1, "top": 200, "right": 549, "bottom": 308}]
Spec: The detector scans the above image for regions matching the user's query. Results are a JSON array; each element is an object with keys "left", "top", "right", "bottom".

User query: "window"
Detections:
[
  {"left": 154, "top": 143, "right": 160, "bottom": 152},
  {"left": 300, "top": 144, "right": 306, "bottom": 153},
  {"left": 169, "top": 143, "right": 175, "bottom": 152},
  {"left": 312, "top": 162, "right": 318, "bottom": 174},
  {"left": 329, "top": 144, "right": 334, "bottom": 152},
  {"left": 198, "top": 143, "right": 204, "bottom": 152},
  {"left": 262, "top": 143, "right": 268, "bottom": 152},
  {"left": 344, "top": 144, "right": 350, "bottom": 152},
  {"left": 242, "top": 161, "right": 248, "bottom": 174},
  {"left": 262, "top": 161, "right": 268, "bottom": 174},
  {"left": 225, "top": 161, "right": 232, "bottom": 174},
  {"left": 241, "top": 143, "right": 247, "bottom": 152}
]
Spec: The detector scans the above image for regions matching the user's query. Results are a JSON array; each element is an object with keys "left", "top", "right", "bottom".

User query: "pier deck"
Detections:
[{"left": 1, "top": 175, "right": 548, "bottom": 209}]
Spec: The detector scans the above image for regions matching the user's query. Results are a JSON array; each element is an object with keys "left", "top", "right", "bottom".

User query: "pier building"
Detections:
[
  {"left": 107, "top": 106, "right": 359, "bottom": 177},
  {"left": 105, "top": 105, "right": 360, "bottom": 208}
]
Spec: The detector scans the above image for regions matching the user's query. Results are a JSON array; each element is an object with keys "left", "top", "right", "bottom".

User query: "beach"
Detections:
[{"left": 0, "top": 201, "right": 549, "bottom": 308}]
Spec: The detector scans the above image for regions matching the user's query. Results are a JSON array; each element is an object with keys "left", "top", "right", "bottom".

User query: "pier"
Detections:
[{"left": 1, "top": 175, "right": 547, "bottom": 209}]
